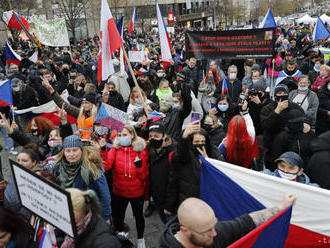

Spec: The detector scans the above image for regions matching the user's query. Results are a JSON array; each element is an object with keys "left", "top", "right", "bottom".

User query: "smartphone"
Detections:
[
  {"left": 191, "top": 112, "right": 200, "bottom": 122},
  {"left": 238, "top": 92, "right": 246, "bottom": 105}
]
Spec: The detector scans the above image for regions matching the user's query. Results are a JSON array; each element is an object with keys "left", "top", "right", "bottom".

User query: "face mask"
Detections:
[
  {"left": 287, "top": 122, "right": 304, "bottom": 133},
  {"left": 252, "top": 79, "right": 259, "bottom": 84},
  {"left": 135, "top": 98, "right": 142, "bottom": 104},
  {"left": 275, "top": 95, "right": 288, "bottom": 102},
  {"left": 94, "top": 126, "right": 108, "bottom": 136},
  {"left": 208, "top": 75, "right": 214, "bottom": 82},
  {"left": 31, "top": 129, "right": 39, "bottom": 136},
  {"left": 314, "top": 64, "right": 320, "bottom": 72},
  {"left": 119, "top": 137, "right": 131, "bottom": 147},
  {"left": 109, "top": 90, "right": 115, "bottom": 96},
  {"left": 173, "top": 103, "right": 180, "bottom": 109},
  {"left": 203, "top": 124, "right": 213, "bottom": 132},
  {"left": 157, "top": 72, "right": 165, "bottom": 78},
  {"left": 229, "top": 73, "right": 236, "bottom": 80},
  {"left": 62, "top": 68, "right": 70, "bottom": 74},
  {"left": 218, "top": 104, "right": 229, "bottom": 112},
  {"left": 277, "top": 169, "right": 297, "bottom": 181},
  {"left": 10, "top": 68, "right": 18, "bottom": 74},
  {"left": 192, "top": 144, "right": 205, "bottom": 156},
  {"left": 149, "top": 138, "right": 163, "bottom": 149},
  {"left": 298, "top": 86, "right": 308, "bottom": 91},
  {"left": 12, "top": 86, "right": 20, "bottom": 92},
  {"left": 48, "top": 138, "right": 62, "bottom": 148}
]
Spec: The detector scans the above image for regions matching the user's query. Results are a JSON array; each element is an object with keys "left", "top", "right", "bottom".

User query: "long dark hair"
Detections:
[
  {"left": 188, "top": 128, "right": 213, "bottom": 157},
  {"left": 0, "top": 207, "right": 34, "bottom": 247}
]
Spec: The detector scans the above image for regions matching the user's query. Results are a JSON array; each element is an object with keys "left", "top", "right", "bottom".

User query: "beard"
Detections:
[{"left": 189, "top": 233, "right": 214, "bottom": 248}]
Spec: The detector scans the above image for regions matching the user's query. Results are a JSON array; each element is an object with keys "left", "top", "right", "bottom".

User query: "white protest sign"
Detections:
[
  {"left": 128, "top": 51, "right": 148, "bottom": 62},
  {"left": 10, "top": 160, "right": 76, "bottom": 237}
]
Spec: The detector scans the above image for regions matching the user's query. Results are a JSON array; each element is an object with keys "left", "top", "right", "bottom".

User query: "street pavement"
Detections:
[{"left": 0, "top": 137, "right": 164, "bottom": 248}]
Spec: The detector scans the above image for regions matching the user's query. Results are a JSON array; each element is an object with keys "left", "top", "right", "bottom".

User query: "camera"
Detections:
[
  {"left": 238, "top": 92, "right": 246, "bottom": 105},
  {"left": 248, "top": 88, "right": 258, "bottom": 98}
]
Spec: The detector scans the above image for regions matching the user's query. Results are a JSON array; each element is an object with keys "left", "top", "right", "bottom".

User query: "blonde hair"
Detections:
[
  {"left": 66, "top": 188, "right": 101, "bottom": 216},
  {"left": 205, "top": 114, "right": 220, "bottom": 128},
  {"left": 320, "top": 64, "right": 330, "bottom": 73},
  {"left": 113, "top": 124, "right": 138, "bottom": 148},
  {"left": 129, "top": 86, "right": 147, "bottom": 104},
  {"left": 77, "top": 104, "right": 98, "bottom": 120},
  {"left": 56, "top": 146, "right": 103, "bottom": 180}
]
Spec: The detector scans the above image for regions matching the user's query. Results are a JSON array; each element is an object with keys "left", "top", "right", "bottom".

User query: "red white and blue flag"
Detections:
[
  {"left": 312, "top": 17, "right": 330, "bottom": 42},
  {"left": 200, "top": 157, "right": 330, "bottom": 247},
  {"left": 95, "top": 103, "right": 129, "bottom": 132},
  {"left": 156, "top": 0, "right": 172, "bottom": 63},
  {"left": 97, "top": 0, "right": 123, "bottom": 84},
  {"left": 259, "top": 8, "right": 277, "bottom": 29},
  {"left": 0, "top": 80, "right": 13, "bottom": 106},
  {"left": 5, "top": 42, "right": 38, "bottom": 65},
  {"left": 221, "top": 78, "right": 228, "bottom": 95},
  {"left": 275, "top": 70, "right": 302, "bottom": 87},
  {"left": 128, "top": 7, "right": 137, "bottom": 34},
  {"left": 38, "top": 225, "right": 57, "bottom": 248},
  {"left": 2, "top": 11, "right": 29, "bottom": 31}
]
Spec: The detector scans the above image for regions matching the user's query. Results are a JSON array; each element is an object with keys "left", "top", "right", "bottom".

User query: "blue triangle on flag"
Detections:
[
  {"left": 313, "top": 17, "right": 330, "bottom": 41},
  {"left": 260, "top": 9, "right": 277, "bottom": 29},
  {"left": 116, "top": 16, "right": 124, "bottom": 38},
  {"left": 200, "top": 157, "right": 265, "bottom": 221},
  {"left": 0, "top": 80, "right": 13, "bottom": 106},
  {"left": 95, "top": 103, "right": 109, "bottom": 121}
]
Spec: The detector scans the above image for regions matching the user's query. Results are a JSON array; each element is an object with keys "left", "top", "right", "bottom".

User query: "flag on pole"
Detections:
[
  {"left": 97, "top": 0, "right": 123, "bottom": 84},
  {"left": 95, "top": 103, "right": 129, "bottom": 132},
  {"left": 275, "top": 70, "right": 302, "bottom": 87},
  {"left": 2, "top": 11, "right": 29, "bottom": 31},
  {"left": 229, "top": 207, "right": 292, "bottom": 248},
  {"left": 221, "top": 78, "right": 228, "bottom": 95},
  {"left": 312, "top": 17, "right": 330, "bottom": 41},
  {"left": 0, "top": 80, "right": 13, "bottom": 106},
  {"left": 4, "top": 42, "right": 21, "bottom": 65},
  {"left": 128, "top": 7, "right": 137, "bottom": 34},
  {"left": 117, "top": 16, "right": 126, "bottom": 73},
  {"left": 156, "top": 0, "right": 172, "bottom": 63},
  {"left": 38, "top": 225, "right": 57, "bottom": 248},
  {"left": 200, "top": 157, "right": 330, "bottom": 247},
  {"left": 259, "top": 8, "right": 277, "bottom": 28},
  {"left": 116, "top": 16, "right": 124, "bottom": 37}
]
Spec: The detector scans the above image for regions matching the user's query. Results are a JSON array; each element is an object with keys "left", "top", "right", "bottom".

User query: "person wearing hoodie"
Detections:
[
  {"left": 263, "top": 152, "right": 319, "bottom": 187},
  {"left": 101, "top": 125, "right": 149, "bottom": 248},
  {"left": 305, "top": 131, "right": 330, "bottom": 190},
  {"left": 160, "top": 195, "right": 296, "bottom": 248}
]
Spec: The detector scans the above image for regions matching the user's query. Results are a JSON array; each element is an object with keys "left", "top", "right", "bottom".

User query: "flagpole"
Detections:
[
  {"left": 12, "top": 12, "right": 38, "bottom": 48},
  {"left": 121, "top": 45, "right": 148, "bottom": 113},
  {"left": 270, "top": 60, "right": 275, "bottom": 99}
]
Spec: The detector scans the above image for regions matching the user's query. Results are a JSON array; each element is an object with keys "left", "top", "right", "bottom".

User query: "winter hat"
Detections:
[
  {"left": 137, "top": 67, "right": 148, "bottom": 76},
  {"left": 176, "top": 72, "right": 186, "bottom": 80},
  {"left": 11, "top": 78, "right": 21, "bottom": 87},
  {"left": 275, "top": 152, "right": 304, "bottom": 168},
  {"left": 82, "top": 92, "right": 97, "bottom": 105},
  {"left": 287, "top": 109, "right": 306, "bottom": 123},
  {"left": 251, "top": 64, "right": 261, "bottom": 72},
  {"left": 274, "top": 85, "right": 289, "bottom": 95},
  {"left": 62, "top": 135, "right": 83, "bottom": 149},
  {"left": 149, "top": 123, "right": 166, "bottom": 134}
]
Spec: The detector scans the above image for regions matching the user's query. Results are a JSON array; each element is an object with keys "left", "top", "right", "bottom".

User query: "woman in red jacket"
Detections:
[{"left": 102, "top": 125, "right": 148, "bottom": 248}]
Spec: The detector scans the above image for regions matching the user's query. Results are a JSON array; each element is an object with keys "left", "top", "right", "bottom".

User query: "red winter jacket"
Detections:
[
  {"left": 102, "top": 137, "right": 149, "bottom": 198},
  {"left": 312, "top": 74, "right": 330, "bottom": 94}
]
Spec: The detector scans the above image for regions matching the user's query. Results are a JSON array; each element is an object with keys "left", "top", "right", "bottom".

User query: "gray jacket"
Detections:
[{"left": 289, "top": 89, "right": 319, "bottom": 126}]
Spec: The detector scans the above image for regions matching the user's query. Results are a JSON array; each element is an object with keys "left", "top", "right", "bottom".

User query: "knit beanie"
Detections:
[{"left": 62, "top": 135, "right": 83, "bottom": 149}]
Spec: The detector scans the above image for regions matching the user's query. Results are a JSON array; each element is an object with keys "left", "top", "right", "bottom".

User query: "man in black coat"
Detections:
[
  {"left": 103, "top": 81, "right": 126, "bottom": 111},
  {"left": 181, "top": 57, "right": 201, "bottom": 96},
  {"left": 160, "top": 195, "right": 296, "bottom": 248}
]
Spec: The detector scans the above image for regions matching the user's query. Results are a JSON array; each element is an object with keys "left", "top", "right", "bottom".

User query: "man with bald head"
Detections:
[{"left": 160, "top": 194, "right": 296, "bottom": 247}]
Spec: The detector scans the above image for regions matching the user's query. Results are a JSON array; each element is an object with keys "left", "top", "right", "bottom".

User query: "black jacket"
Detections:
[
  {"left": 260, "top": 101, "right": 304, "bottom": 150},
  {"left": 160, "top": 215, "right": 255, "bottom": 248},
  {"left": 12, "top": 84, "right": 39, "bottom": 109},
  {"left": 248, "top": 95, "right": 272, "bottom": 136},
  {"left": 316, "top": 87, "right": 330, "bottom": 135},
  {"left": 214, "top": 79, "right": 242, "bottom": 103},
  {"left": 208, "top": 126, "right": 226, "bottom": 147},
  {"left": 148, "top": 144, "right": 176, "bottom": 211},
  {"left": 215, "top": 105, "right": 239, "bottom": 132},
  {"left": 107, "top": 91, "right": 126, "bottom": 111},
  {"left": 306, "top": 131, "right": 330, "bottom": 190},
  {"left": 181, "top": 65, "right": 200, "bottom": 95},
  {"left": 75, "top": 212, "right": 122, "bottom": 248}
]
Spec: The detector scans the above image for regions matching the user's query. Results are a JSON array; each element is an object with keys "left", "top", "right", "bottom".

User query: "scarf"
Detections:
[
  {"left": 61, "top": 210, "right": 93, "bottom": 248},
  {"left": 156, "top": 88, "right": 173, "bottom": 100},
  {"left": 58, "top": 159, "right": 90, "bottom": 188}
]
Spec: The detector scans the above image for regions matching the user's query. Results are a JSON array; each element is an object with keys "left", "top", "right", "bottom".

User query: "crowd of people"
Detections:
[{"left": 0, "top": 23, "right": 329, "bottom": 248}]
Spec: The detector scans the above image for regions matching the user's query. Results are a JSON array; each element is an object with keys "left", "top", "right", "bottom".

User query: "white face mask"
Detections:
[
  {"left": 278, "top": 169, "right": 297, "bottom": 181},
  {"left": 12, "top": 86, "right": 20, "bottom": 92},
  {"left": 229, "top": 73, "right": 237, "bottom": 80}
]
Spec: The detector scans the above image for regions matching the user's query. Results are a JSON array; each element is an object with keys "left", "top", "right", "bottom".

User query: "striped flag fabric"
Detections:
[
  {"left": 0, "top": 80, "right": 13, "bottom": 106},
  {"left": 97, "top": 0, "right": 123, "bottom": 84},
  {"left": 116, "top": 16, "right": 127, "bottom": 73},
  {"left": 2, "top": 10, "right": 29, "bottom": 31},
  {"left": 275, "top": 70, "right": 302, "bottom": 87},
  {"left": 95, "top": 103, "right": 129, "bottom": 132},
  {"left": 259, "top": 8, "right": 277, "bottom": 29},
  {"left": 221, "top": 78, "right": 228, "bottom": 95},
  {"left": 200, "top": 157, "right": 330, "bottom": 247},
  {"left": 38, "top": 225, "right": 57, "bottom": 248},
  {"left": 4, "top": 42, "right": 21, "bottom": 65},
  {"left": 128, "top": 7, "right": 137, "bottom": 34},
  {"left": 312, "top": 17, "right": 330, "bottom": 41},
  {"left": 156, "top": 0, "right": 172, "bottom": 62}
]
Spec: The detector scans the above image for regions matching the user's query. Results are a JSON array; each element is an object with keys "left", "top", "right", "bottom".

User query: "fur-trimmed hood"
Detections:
[{"left": 113, "top": 136, "right": 146, "bottom": 152}]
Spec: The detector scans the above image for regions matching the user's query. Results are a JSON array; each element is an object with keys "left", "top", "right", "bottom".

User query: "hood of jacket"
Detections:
[
  {"left": 311, "top": 131, "right": 330, "bottom": 153},
  {"left": 113, "top": 136, "right": 146, "bottom": 152},
  {"left": 159, "top": 218, "right": 183, "bottom": 248}
]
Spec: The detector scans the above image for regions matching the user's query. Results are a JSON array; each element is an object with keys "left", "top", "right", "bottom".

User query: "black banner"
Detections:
[{"left": 185, "top": 28, "right": 276, "bottom": 59}]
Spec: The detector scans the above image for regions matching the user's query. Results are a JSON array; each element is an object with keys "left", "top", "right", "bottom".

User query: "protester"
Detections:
[
  {"left": 198, "top": 68, "right": 219, "bottom": 112},
  {"left": 202, "top": 114, "right": 226, "bottom": 147},
  {"left": 102, "top": 81, "right": 126, "bottom": 111},
  {"left": 160, "top": 194, "right": 296, "bottom": 247},
  {"left": 315, "top": 79, "right": 330, "bottom": 135},
  {"left": 311, "top": 64, "right": 330, "bottom": 94}
]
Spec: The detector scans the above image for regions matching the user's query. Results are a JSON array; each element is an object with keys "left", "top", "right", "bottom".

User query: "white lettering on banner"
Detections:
[
  {"left": 10, "top": 160, "right": 76, "bottom": 237},
  {"left": 128, "top": 51, "right": 148, "bottom": 62}
]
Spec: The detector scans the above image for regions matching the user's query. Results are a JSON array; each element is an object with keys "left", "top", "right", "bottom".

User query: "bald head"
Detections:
[{"left": 178, "top": 198, "right": 216, "bottom": 231}]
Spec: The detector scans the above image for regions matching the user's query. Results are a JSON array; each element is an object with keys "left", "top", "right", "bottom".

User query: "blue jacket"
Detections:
[
  {"left": 262, "top": 169, "right": 320, "bottom": 187},
  {"left": 55, "top": 167, "right": 111, "bottom": 220}
]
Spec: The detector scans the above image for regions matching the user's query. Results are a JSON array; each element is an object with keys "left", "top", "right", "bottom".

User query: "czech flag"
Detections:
[
  {"left": 156, "top": 0, "right": 172, "bottom": 63},
  {"left": 0, "top": 80, "right": 13, "bottom": 106},
  {"left": 312, "top": 17, "right": 330, "bottom": 42},
  {"left": 97, "top": 0, "right": 123, "bottom": 84},
  {"left": 95, "top": 103, "right": 129, "bottom": 132},
  {"left": 2, "top": 11, "right": 29, "bottom": 31},
  {"left": 221, "top": 78, "right": 228, "bottom": 95},
  {"left": 259, "top": 8, "right": 277, "bottom": 29},
  {"left": 5, "top": 42, "right": 21, "bottom": 65},
  {"left": 128, "top": 7, "right": 137, "bottom": 34},
  {"left": 200, "top": 157, "right": 330, "bottom": 247},
  {"left": 117, "top": 16, "right": 127, "bottom": 73},
  {"left": 275, "top": 70, "right": 302, "bottom": 87}
]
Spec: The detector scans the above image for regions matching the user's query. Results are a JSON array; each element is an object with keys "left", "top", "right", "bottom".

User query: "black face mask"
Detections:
[
  {"left": 203, "top": 124, "right": 213, "bottom": 132},
  {"left": 31, "top": 129, "right": 39, "bottom": 136},
  {"left": 62, "top": 68, "right": 70, "bottom": 75},
  {"left": 275, "top": 95, "right": 288, "bottom": 102},
  {"left": 192, "top": 144, "right": 205, "bottom": 156},
  {"left": 149, "top": 138, "right": 163, "bottom": 149},
  {"left": 287, "top": 122, "right": 304, "bottom": 133},
  {"left": 109, "top": 90, "right": 115, "bottom": 96}
]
